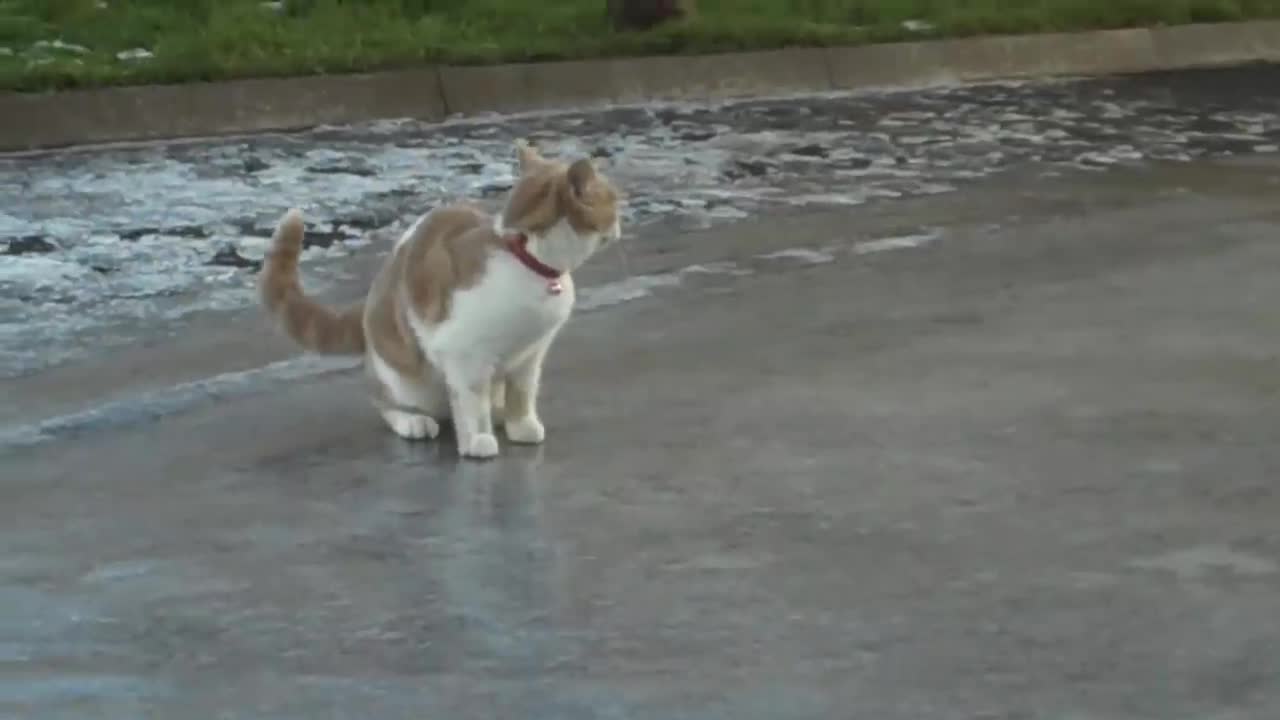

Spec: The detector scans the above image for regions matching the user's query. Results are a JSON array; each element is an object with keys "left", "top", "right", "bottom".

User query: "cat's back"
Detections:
[
  {"left": 390, "top": 202, "right": 507, "bottom": 325},
  {"left": 398, "top": 203, "right": 490, "bottom": 254},
  {"left": 406, "top": 202, "right": 505, "bottom": 279},
  {"left": 366, "top": 203, "right": 496, "bottom": 340}
]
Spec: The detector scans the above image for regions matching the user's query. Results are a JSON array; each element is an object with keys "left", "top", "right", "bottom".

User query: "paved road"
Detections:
[
  {"left": 5, "top": 64, "right": 1280, "bottom": 379},
  {"left": 2, "top": 151, "right": 1280, "bottom": 717}
]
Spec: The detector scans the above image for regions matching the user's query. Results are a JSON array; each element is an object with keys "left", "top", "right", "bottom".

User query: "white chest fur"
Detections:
[{"left": 421, "top": 250, "right": 574, "bottom": 371}]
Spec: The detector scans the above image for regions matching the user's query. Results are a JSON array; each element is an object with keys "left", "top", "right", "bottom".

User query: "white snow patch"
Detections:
[
  {"left": 779, "top": 192, "right": 869, "bottom": 207},
  {"left": 758, "top": 248, "right": 836, "bottom": 264},
  {"left": 682, "top": 261, "right": 753, "bottom": 276},
  {"left": 0, "top": 255, "right": 91, "bottom": 287},
  {"left": 853, "top": 231, "right": 941, "bottom": 255},
  {"left": 2, "top": 76, "right": 1271, "bottom": 378}
]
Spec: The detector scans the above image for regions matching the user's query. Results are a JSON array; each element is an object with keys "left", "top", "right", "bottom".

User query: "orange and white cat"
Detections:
[{"left": 259, "top": 141, "right": 621, "bottom": 459}]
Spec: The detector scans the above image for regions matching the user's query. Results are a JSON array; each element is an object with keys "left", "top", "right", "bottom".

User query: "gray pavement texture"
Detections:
[
  {"left": 3, "top": 158, "right": 1280, "bottom": 719},
  {"left": 3, "top": 69, "right": 1280, "bottom": 719}
]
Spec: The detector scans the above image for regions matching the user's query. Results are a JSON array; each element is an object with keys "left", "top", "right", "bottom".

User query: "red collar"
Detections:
[{"left": 505, "top": 232, "right": 562, "bottom": 280}]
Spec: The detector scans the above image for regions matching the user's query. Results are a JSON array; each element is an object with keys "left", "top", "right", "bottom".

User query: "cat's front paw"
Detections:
[
  {"left": 461, "top": 432, "right": 500, "bottom": 459},
  {"left": 505, "top": 415, "right": 545, "bottom": 445}
]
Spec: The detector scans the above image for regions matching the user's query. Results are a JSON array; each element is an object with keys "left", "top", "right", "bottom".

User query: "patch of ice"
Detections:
[
  {"left": 911, "top": 181, "right": 957, "bottom": 195},
  {"left": 1074, "top": 151, "right": 1119, "bottom": 166},
  {"left": 0, "top": 255, "right": 92, "bottom": 287},
  {"left": 0, "top": 355, "right": 357, "bottom": 449},
  {"left": 577, "top": 273, "right": 683, "bottom": 310},
  {"left": 577, "top": 260, "right": 751, "bottom": 310},
  {"left": 758, "top": 248, "right": 835, "bottom": 264},
  {"left": 853, "top": 231, "right": 940, "bottom": 255},
  {"left": 4, "top": 72, "right": 1279, "bottom": 377},
  {"left": 780, "top": 193, "right": 868, "bottom": 207},
  {"left": 682, "top": 261, "right": 752, "bottom": 276},
  {"left": 704, "top": 205, "right": 750, "bottom": 220}
]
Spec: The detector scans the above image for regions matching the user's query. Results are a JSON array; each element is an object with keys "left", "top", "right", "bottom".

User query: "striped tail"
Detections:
[{"left": 258, "top": 209, "right": 366, "bottom": 355}]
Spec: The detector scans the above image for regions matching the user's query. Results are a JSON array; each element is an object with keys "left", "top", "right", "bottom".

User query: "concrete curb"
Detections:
[{"left": 3, "top": 20, "right": 1280, "bottom": 152}]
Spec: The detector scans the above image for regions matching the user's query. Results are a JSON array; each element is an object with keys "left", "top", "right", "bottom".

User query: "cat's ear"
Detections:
[
  {"left": 566, "top": 157, "right": 598, "bottom": 197},
  {"left": 515, "top": 140, "right": 543, "bottom": 173}
]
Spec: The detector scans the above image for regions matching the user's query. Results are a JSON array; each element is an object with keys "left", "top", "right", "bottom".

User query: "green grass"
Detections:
[{"left": 3, "top": 0, "right": 1280, "bottom": 92}]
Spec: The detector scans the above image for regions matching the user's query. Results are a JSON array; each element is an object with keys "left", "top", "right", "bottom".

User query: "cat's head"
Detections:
[{"left": 500, "top": 141, "right": 622, "bottom": 269}]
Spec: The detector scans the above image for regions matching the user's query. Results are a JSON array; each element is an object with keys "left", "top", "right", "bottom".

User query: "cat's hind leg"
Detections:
[
  {"left": 367, "top": 351, "right": 442, "bottom": 441},
  {"left": 381, "top": 409, "right": 439, "bottom": 440}
]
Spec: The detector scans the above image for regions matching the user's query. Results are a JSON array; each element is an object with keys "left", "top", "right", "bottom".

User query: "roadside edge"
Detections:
[{"left": 3, "top": 20, "right": 1280, "bottom": 151}]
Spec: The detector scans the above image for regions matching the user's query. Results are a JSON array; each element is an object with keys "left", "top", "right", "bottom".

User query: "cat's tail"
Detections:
[{"left": 259, "top": 209, "right": 366, "bottom": 355}]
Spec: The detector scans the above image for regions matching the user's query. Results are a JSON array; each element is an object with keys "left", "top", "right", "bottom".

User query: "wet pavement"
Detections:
[
  {"left": 3, "top": 65, "right": 1280, "bottom": 718},
  {"left": 4, "top": 65, "right": 1280, "bottom": 378}
]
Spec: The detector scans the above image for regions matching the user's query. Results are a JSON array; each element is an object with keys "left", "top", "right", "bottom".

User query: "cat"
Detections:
[{"left": 259, "top": 141, "right": 621, "bottom": 459}]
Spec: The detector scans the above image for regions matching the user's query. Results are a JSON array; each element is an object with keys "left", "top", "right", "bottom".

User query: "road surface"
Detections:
[{"left": 2, "top": 68, "right": 1280, "bottom": 719}]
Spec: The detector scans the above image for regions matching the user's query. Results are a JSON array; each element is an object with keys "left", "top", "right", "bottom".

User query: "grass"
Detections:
[{"left": 2, "top": 0, "right": 1280, "bottom": 92}]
